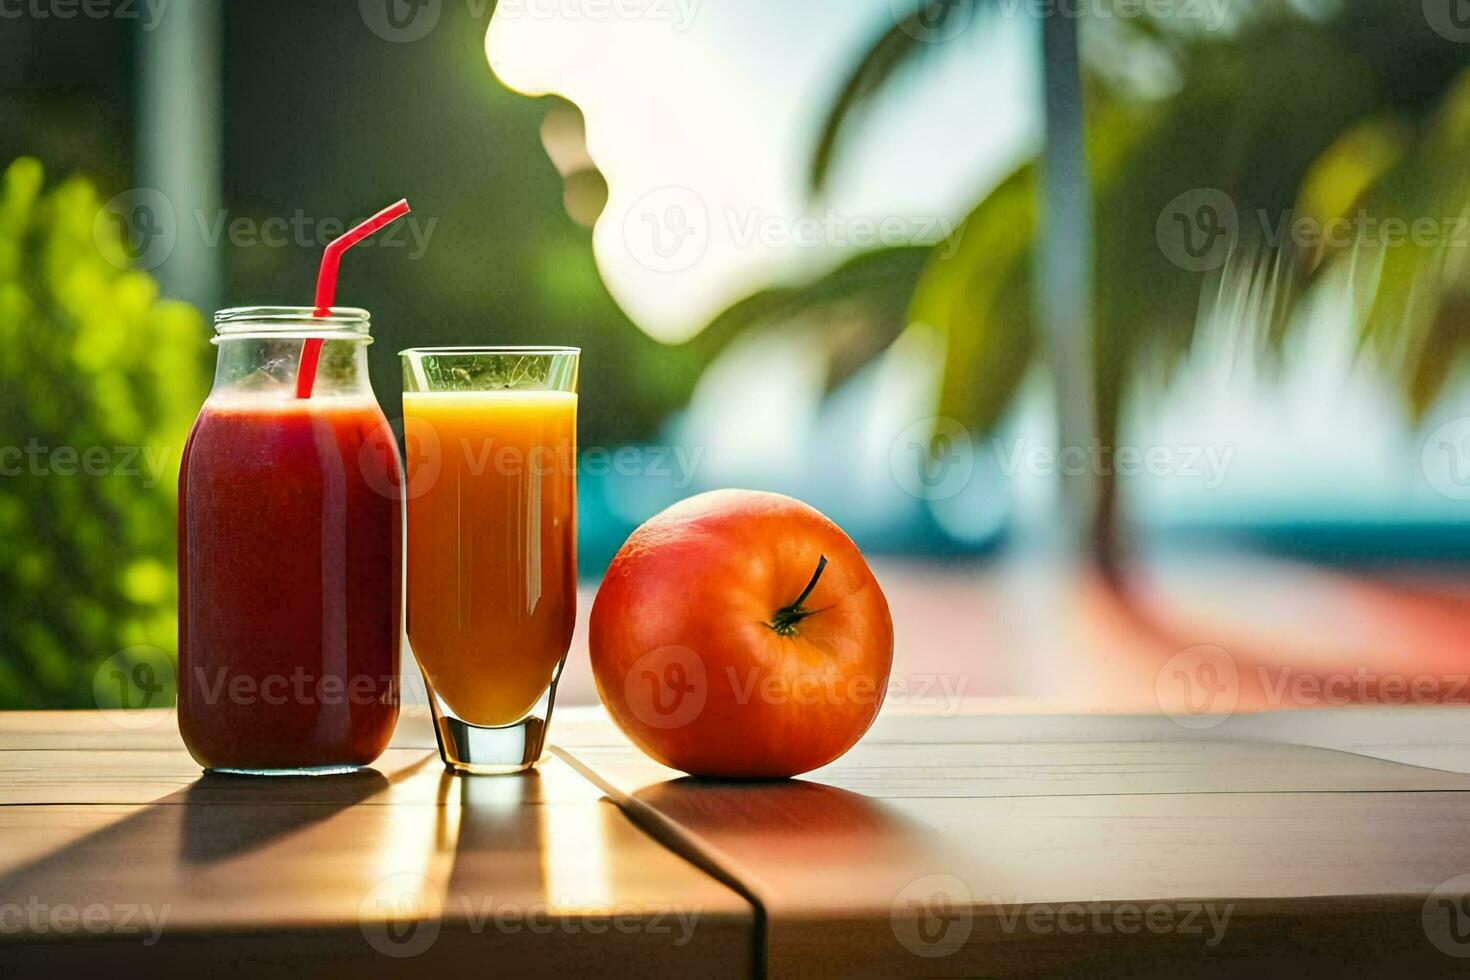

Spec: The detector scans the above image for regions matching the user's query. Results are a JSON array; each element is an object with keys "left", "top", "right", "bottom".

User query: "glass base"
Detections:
[
  {"left": 205, "top": 765, "right": 364, "bottom": 777},
  {"left": 425, "top": 661, "right": 564, "bottom": 775}
]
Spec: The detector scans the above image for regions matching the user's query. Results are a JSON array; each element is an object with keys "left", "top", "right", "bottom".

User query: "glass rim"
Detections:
[
  {"left": 213, "top": 306, "right": 371, "bottom": 339},
  {"left": 399, "top": 346, "right": 580, "bottom": 357}
]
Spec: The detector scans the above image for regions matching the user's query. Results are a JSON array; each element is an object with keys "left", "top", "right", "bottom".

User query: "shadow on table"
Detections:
[
  {"left": 628, "top": 776, "right": 961, "bottom": 909},
  {"left": 178, "top": 768, "right": 391, "bottom": 863},
  {"left": 0, "top": 756, "right": 435, "bottom": 904}
]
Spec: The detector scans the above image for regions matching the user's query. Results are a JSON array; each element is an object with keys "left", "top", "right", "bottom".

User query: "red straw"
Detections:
[{"left": 296, "top": 198, "right": 412, "bottom": 399}]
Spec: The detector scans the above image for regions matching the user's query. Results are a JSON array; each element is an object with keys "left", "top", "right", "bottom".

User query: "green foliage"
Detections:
[
  {"left": 0, "top": 158, "right": 209, "bottom": 708},
  {"left": 722, "top": 1, "right": 1470, "bottom": 470},
  {"left": 910, "top": 164, "right": 1035, "bottom": 439}
]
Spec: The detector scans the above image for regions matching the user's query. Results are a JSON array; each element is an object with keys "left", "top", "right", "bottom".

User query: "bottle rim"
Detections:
[{"left": 212, "top": 306, "right": 371, "bottom": 342}]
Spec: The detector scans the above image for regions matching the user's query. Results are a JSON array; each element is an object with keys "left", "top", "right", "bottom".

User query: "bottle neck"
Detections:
[{"left": 210, "top": 336, "right": 374, "bottom": 403}]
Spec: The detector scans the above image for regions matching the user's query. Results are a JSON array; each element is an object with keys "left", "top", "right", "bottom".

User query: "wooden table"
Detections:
[{"left": 3, "top": 705, "right": 1470, "bottom": 976}]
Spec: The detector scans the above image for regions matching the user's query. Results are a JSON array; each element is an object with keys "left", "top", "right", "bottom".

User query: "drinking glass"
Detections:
[{"left": 401, "top": 347, "right": 579, "bottom": 774}]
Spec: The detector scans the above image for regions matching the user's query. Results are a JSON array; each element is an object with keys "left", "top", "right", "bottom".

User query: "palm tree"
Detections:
[{"left": 693, "top": 0, "right": 1470, "bottom": 573}]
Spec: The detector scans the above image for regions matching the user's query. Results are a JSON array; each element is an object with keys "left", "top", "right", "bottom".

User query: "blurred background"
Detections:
[{"left": 3, "top": 0, "right": 1469, "bottom": 716}]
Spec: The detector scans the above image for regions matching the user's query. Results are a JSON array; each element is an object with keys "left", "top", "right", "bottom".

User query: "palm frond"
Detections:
[
  {"left": 909, "top": 164, "right": 1036, "bottom": 439},
  {"left": 1344, "top": 69, "right": 1470, "bottom": 418},
  {"left": 809, "top": 0, "right": 985, "bottom": 195},
  {"left": 688, "top": 246, "right": 933, "bottom": 388}
]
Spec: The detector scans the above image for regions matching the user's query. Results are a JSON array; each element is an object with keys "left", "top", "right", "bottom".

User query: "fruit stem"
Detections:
[{"left": 769, "top": 555, "right": 828, "bottom": 636}]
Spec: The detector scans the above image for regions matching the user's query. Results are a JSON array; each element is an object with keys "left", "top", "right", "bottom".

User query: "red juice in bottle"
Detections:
[{"left": 178, "top": 307, "right": 401, "bottom": 774}]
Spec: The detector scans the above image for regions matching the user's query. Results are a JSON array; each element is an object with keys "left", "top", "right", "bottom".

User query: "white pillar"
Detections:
[{"left": 137, "top": 0, "right": 222, "bottom": 311}]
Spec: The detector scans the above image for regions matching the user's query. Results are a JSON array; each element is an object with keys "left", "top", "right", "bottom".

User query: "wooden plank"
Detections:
[
  {"left": 0, "top": 713, "right": 755, "bottom": 976},
  {"left": 558, "top": 721, "right": 1470, "bottom": 978},
  {"left": 565, "top": 739, "right": 1470, "bottom": 799},
  {"left": 559, "top": 701, "right": 1470, "bottom": 774}
]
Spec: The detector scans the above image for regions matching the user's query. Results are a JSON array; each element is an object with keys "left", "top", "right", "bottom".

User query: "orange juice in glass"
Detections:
[{"left": 401, "top": 347, "right": 578, "bottom": 773}]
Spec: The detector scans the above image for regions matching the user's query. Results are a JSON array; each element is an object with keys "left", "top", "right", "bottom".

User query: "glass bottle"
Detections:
[{"left": 177, "top": 307, "right": 402, "bottom": 774}]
